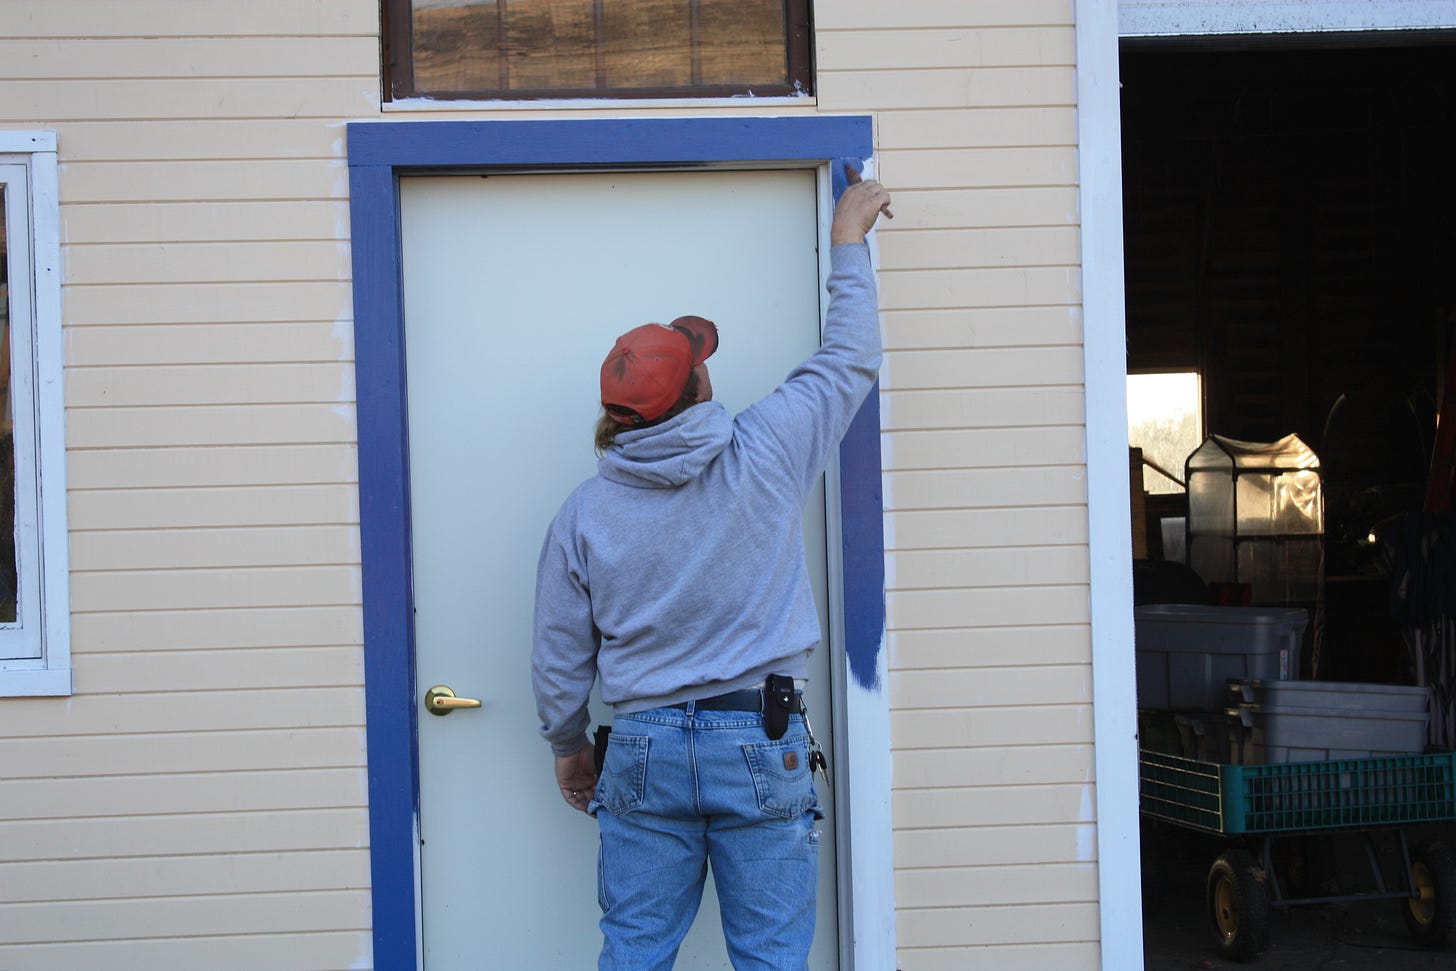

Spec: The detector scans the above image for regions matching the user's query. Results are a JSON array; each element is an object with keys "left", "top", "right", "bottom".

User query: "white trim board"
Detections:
[
  {"left": 1120, "top": 0, "right": 1456, "bottom": 36},
  {"left": 1077, "top": 1, "right": 1145, "bottom": 967}
]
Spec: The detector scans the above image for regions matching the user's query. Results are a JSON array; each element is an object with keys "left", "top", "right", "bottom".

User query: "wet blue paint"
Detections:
[{"left": 832, "top": 158, "right": 886, "bottom": 692}]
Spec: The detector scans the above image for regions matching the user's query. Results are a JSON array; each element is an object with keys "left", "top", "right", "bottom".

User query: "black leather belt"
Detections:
[{"left": 671, "top": 688, "right": 802, "bottom": 713}]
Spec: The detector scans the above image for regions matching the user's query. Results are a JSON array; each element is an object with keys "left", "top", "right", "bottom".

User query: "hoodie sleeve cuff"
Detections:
[{"left": 551, "top": 734, "right": 590, "bottom": 758}]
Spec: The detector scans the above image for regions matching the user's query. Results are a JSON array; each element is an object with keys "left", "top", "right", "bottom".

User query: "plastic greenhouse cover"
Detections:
[{"left": 1188, "top": 433, "right": 1321, "bottom": 471}]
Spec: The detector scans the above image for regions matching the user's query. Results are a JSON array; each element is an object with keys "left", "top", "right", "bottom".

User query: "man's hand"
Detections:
[
  {"left": 831, "top": 169, "right": 893, "bottom": 246},
  {"left": 556, "top": 744, "right": 597, "bottom": 814}
]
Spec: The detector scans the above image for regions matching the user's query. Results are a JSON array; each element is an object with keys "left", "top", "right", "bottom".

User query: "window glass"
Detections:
[
  {"left": 1128, "top": 371, "right": 1202, "bottom": 496},
  {"left": 397, "top": 0, "right": 807, "bottom": 100},
  {"left": 0, "top": 188, "right": 15, "bottom": 624}
]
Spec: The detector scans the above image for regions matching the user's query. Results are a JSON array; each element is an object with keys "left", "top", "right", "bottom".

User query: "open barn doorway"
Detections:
[{"left": 1120, "top": 34, "right": 1456, "bottom": 965}]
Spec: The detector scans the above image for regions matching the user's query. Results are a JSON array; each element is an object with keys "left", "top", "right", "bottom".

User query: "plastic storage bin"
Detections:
[
  {"left": 1226, "top": 679, "right": 1431, "bottom": 763},
  {"left": 1185, "top": 434, "right": 1323, "bottom": 605},
  {"left": 1230, "top": 704, "right": 1429, "bottom": 762},
  {"left": 1135, "top": 604, "right": 1308, "bottom": 711},
  {"left": 1228, "top": 679, "right": 1430, "bottom": 714}
]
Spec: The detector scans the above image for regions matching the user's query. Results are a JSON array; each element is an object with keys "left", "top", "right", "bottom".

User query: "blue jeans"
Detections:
[{"left": 589, "top": 704, "right": 823, "bottom": 971}]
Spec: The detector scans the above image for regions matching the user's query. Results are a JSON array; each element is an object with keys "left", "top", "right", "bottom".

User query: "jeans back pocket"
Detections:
[
  {"left": 742, "top": 736, "right": 819, "bottom": 820},
  {"left": 595, "top": 733, "right": 649, "bottom": 816}
]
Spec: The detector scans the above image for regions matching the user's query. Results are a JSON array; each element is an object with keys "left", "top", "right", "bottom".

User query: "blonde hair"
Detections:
[{"left": 594, "top": 370, "right": 701, "bottom": 455}]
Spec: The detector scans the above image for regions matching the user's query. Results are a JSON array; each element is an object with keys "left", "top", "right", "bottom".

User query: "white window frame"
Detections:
[
  {"left": 0, "top": 131, "right": 71, "bottom": 696},
  {"left": 1120, "top": 0, "right": 1456, "bottom": 37}
]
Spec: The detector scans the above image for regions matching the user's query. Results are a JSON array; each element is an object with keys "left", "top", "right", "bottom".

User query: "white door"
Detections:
[{"left": 400, "top": 169, "right": 840, "bottom": 968}]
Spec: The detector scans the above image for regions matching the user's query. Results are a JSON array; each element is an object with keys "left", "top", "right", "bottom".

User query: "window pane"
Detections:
[
  {"left": 412, "top": 1, "right": 503, "bottom": 92},
  {"left": 699, "top": 0, "right": 786, "bottom": 87},
  {"left": 601, "top": 1, "right": 691, "bottom": 88},
  {"left": 1128, "top": 372, "right": 1202, "bottom": 496},
  {"left": 405, "top": 0, "right": 796, "bottom": 96},
  {"left": 507, "top": 0, "right": 597, "bottom": 91},
  {"left": 0, "top": 189, "right": 16, "bottom": 623}
]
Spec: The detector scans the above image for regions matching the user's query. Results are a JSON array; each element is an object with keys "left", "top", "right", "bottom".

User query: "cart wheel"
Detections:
[
  {"left": 1401, "top": 841, "right": 1456, "bottom": 949},
  {"left": 1206, "top": 848, "right": 1271, "bottom": 963}
]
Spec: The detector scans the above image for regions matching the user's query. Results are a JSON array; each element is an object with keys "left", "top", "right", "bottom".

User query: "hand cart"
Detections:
[{"left": 1140, "top": 749, "right": 1456, "bottom": 962}]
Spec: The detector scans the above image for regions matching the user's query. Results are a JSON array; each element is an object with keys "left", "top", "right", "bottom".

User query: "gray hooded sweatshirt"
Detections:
[{"left": 532, "top": 242, "right": 881, "bottom": 756}]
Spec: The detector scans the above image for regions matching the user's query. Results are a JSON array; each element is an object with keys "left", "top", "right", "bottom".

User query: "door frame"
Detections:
[{"left": 345, "top": 116, "right": 893, "bottom": 969}]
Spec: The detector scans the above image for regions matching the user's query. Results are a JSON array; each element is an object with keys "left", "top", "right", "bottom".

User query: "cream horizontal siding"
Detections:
[
  {"left": 1, "top": 2, "right": 1105, "bottom": 968},
  {"left": 69, "top": 484, "right": 360, "bottom": 529},
  {"left": 56, "top": 120, "right": 348, "bottom": 159},
  {"left": 64, "top": 282, "right": 356, "bottom": 325},
  {"left": 0, "top": 848, "right": 369, "bottom": 901},
  {"left": 67, "top": 444, "right": 359, "bottom": 488},
  {"left": 903, "top": 942, "right": 1101, "bottom": 971},
  {"left": 0, "top": 37, "right": 378, "bottom": 79},
  {"left": 62, "top": 201, "right": 350, "bottom": 241},
  {"left": 0, "top": 934, "right": 368, "bottom": 971},
  {"left": 817, "top": 1, "right": 1099, "bottom": 965},
  {"left": 5, "top": 726, "right": 365, "bottom": 778},
  {"left": 5, "top": 1, "right": 379, "bottom": 36},
  {"left": 0, "top": 809, "right": 369, "bottom": 863},
  {"left": 0, "top": 1, "right": 377, "bottom": 968}
]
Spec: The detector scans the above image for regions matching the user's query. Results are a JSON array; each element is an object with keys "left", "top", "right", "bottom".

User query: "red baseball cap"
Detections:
[{"left": 600, "top": 315, "right": 718, "bottom": 424}]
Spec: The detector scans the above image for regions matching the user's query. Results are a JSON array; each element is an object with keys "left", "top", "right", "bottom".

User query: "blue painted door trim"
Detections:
[{"left": 346, "top": 116, "right": 882, "bottom": 968}]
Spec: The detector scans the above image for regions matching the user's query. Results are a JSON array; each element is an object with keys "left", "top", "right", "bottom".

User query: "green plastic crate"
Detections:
[{"left": 1139, "top": 749, "right": 1456, "bottom": 835}]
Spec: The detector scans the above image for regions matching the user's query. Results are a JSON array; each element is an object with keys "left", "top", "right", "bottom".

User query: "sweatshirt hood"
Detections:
[{"left": 598, "top": 402, "right": 732, "bottom": 488}]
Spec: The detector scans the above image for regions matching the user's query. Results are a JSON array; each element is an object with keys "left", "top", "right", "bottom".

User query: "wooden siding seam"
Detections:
[
  {"left": 64, "top": 319, "right": 355, "bottom": 330},
  {"left": 890, "top": 661, "right": 1089, "bottom": 674},
  {"left": 53, "top": 680, "right": 365, "bottom": 696},
  {"left": 4, "top": 765, "right": 366, "bottom": 785},
  {"left": 894, "top": 819, "right": 1095, "bottom": 832},
  {"left": 9, "top": 726, "right": 366, "bottom": 744},
  {"left": 896, "top": 902, "right": 1094, "bottom": 913},
  {"left": 4, "top": 807, "right": 369, "bottom": 826},
  {"left": 892, "top": 743, "right": 1093, "bottom": 756},
  {"left": 59, "top": 195, "right": 351, "bottom": 207},
  {"left": 64, "top": 440, "right": 359, "bottom": 452},
  {"left": 818, "top": 64, "right": 1075, "bottom": 74},
  {"left": 70, "top": 607, "right": 363, "bottom": 617},
  {"left": 878, "top": 300, "right": 1081, "bottom": 313},
  {"left": 0, "top": 805, "right": 369, "bottom": 825},
  {"left": 883, "top": 504, "right": 1088, "bottom": 520},
  {"left": 74, "top": 526, "right": 358, "bottom": 537},
  {"left": 889, "top": 705, "right": 1090, "bottom": 717},
  {"left": 891, "top": 780, "right": 1091, "bottom": 793},
  {"left": 10, "top": 886, "right": 372, "bottom": 909},
  {"left": 1, "top": 927, "right": 372, "bottom": 948},
  {"left": 884, "top": 621, "right": 1086, "bottom": 632},
  {"left": 887, "top": 581, "right": 1087, "bottom": 595},
  {"left": 62, "top": 278, "right": 352, "bottom": 289},
  {"left": 877, "top": 420, "right": 1085, "bottom": 433},
  {"left": 847, "top": 104, "right": 1074, "bottom": 114}
]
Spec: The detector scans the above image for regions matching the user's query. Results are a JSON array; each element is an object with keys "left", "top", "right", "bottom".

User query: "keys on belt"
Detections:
[{"left": 802, "top": 705, "right": 830, "bottom": 788}]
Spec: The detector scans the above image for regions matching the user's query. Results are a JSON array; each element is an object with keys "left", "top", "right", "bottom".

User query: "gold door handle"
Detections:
[{"left": 424, "top": 684, "right": 483, "bottom": 716}]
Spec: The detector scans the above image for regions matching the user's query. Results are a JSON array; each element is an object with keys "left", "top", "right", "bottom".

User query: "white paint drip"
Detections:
[{"left": 1077, "top": 819, "right": 1097, "bottom": 862}]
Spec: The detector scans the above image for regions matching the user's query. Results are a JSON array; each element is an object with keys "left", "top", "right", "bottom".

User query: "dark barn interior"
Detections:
[{"left": 1120, "top": 40, "right": 1456, "bottom": 683}]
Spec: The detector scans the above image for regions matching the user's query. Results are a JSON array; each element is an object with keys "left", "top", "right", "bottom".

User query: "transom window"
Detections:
[{"left": 384, "top": 0, "right": 813, "bottom": 101}]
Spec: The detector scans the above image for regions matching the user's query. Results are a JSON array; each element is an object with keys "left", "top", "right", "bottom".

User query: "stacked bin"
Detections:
[
  {"left": 1226, "top": 679, "right": 1431, "bottom": 763},
  {"left": 1135, "top": 604, "right": 1309, "bottom": 761}
]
